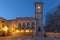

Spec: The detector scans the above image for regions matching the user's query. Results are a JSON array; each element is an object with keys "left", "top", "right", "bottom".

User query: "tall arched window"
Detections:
[
  {"left": 18, "top": 23, "right": 21, "bottom": 29},
  {"left": 27, "top": 22, "right": 30, "bottom": 29},
  {"left": 31, "top": 22, "right": 35, "bottom": 29},
  {"left": 22, "top": 23, "right": 26, "bottom": 29}
]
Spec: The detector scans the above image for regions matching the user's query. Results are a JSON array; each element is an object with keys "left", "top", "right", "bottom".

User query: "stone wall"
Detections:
[
  {"left": 46, "top": 32, "right": 60, "bottom": 38},
  {"left": 43, "top": 38, "right": 60, "bottom": 40}
]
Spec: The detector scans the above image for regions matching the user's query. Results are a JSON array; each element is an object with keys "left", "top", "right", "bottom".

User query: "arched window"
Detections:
[
  {"left": 27, "top": 22, "right": 30, "bottom": 29},
  {"left": 31, "top": 22, "right": 35, "bottom": 29},
  {"left": 18, "top": 23, "right": 21, "bottom": 28},
  {"left": 22, "top": 23, "right": 26, "bottom": 29}
]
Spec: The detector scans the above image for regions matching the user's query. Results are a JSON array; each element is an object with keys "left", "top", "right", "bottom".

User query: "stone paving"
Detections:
[
  {"left": 0, "top": 36, "right": 60, "bottom": 40},
  {"left": 43, "top": 38, "right": 60, "bottom": 40},
  {"left": 0, "top": 36, "right": 41, "bottom": 40}
]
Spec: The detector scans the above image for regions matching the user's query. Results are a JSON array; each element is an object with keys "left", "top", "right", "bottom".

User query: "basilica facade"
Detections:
[{"left": 0, "top": 2, "right": 43, "bottom": 36}]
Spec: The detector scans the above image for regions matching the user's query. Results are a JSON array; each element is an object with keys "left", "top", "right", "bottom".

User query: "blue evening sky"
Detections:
[{"left": 0, "top": 0, "right": 60, "bottom": 26}]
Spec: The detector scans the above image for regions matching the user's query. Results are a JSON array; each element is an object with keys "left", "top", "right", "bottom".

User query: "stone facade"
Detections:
[{"left": 45, "top": 5, "right": 60, "bottom": 38}]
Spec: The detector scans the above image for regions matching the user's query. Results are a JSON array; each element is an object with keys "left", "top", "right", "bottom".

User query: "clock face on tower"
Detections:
[
  {"left": 37, "top": 6, "right": 41, "bottom": 12},
  {"left": 38, "top": 6, "right": 40, "bottom": 9}
]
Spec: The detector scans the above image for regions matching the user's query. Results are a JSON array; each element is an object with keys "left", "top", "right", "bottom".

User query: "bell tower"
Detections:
[{"left": 35, "top": 2, "right": 43, "bottom": 36}]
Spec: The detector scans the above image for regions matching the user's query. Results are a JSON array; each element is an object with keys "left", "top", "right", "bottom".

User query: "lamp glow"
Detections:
[
  {"left": 25, "top": 30, "right": 29, "bottom": 32},
  {"left": 30, "top": 30, "right": 33, "bottom": 32},
  {"left": 2, "top": 26, "right": 9, "bottom": 31},
  {"left": 16, "top": 29, "right": 20, "bottom": 33},
  {"left": 20, "top": 30, "right": 24, "bottom": 32}
]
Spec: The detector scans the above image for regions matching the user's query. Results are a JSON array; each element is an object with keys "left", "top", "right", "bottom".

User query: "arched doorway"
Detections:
[{"left": 38, "top": 27, "right": 41, "bottom": 32}]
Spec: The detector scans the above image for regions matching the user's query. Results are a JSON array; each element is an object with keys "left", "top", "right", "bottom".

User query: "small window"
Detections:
[{"left": 2, "top": 21, "right": 5, "bottom": 23}]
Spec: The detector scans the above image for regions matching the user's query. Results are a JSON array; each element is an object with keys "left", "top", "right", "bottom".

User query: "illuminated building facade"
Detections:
[{"left": 0, "top": 2, "right": 43, "bottom": 36}]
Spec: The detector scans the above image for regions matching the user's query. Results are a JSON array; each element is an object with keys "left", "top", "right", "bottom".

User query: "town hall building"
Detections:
[{"left": 0, "top": 2, "right": 43, "bottom": 37}]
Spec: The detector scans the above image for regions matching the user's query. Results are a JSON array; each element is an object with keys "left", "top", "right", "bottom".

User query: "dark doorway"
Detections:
[
  {"left": 38, "top": 27, "right": 41, "bottom": 31},
  {"left": 2, "top": 33, "right": 6, "bottom": 36}
]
